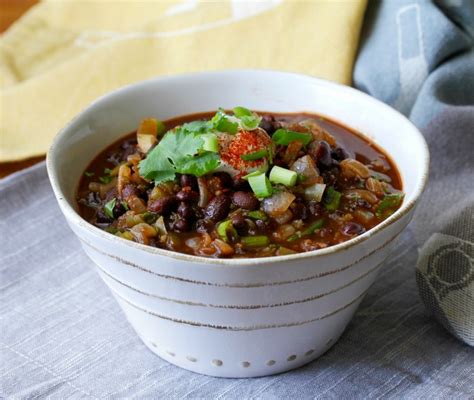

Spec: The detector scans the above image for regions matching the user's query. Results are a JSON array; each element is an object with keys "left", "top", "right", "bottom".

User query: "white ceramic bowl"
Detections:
[{"left": 47, "top": 70, "right": 429, "bottom": 378}]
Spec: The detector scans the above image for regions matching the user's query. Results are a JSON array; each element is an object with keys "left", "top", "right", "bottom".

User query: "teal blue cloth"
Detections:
[{"left": 355, "top": 0, "right": 474, "bottom": 348}]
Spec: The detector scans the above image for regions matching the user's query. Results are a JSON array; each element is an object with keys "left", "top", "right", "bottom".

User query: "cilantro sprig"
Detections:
[{"left": 139, "top": 123, "right": 220, "bottom": 184}]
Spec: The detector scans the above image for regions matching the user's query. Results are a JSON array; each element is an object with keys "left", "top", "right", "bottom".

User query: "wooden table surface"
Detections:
[{"left": 0, "top": 0, "right": 40, "bottom": 178}]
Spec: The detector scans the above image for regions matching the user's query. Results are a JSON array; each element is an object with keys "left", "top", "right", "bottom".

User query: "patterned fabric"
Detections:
[{"left": 354, "top": 0, "right": 474, "bottom": 347}]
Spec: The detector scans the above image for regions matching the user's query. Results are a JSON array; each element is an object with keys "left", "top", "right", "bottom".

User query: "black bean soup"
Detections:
[{"left": 77, "top": 108, "right": 403, "bottom": 258}]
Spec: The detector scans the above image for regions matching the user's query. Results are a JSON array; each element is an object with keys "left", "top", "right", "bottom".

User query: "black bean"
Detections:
[
  {"left": 342, "top": 222, "right": 365, "bottom": 236},
  {"left": 291, "top": 202, "right": 309, "bottom": 220},
  {"left": 231, "top": 214, "right": 247, "bottom": 230},
  {"left": 315, "top": 141, "right": 333, "bottom": 169},
  {"left": 174, "top": 218, "right": 191, "bottom": 232},
  {"left": 178, "top": 202, "right": 194, "bottom": 220},
  {"left": 180, "top": 174, "right": 198, "bottom": 190},
  {"left": 213, "top": 172, "right": 233, "bottom": 188},
  {"left": 113, "top": 201, "right": 126, "bottom": 218},
  {"left": 176, "top": 190, "right": 199, "bottom": 203},
  {"left": 148, "top": 195, "right": 177, "bottom": 214},
  {"left": 205, "top": 194, "right": 231, "bottom": 222},
  {"left": 332, "top": 147, "right": 350, "bottom": 161},
  {"left": 233, "top": 179, "right": 250, "bottom": 191},
  {"left": 232, "top": 191, "right": 259, "bottom": 210},
  {"left": 96, "top": 210, "right": 112, "bottom": 224},
  {"left": 259, "top": 115, "right": 277, "bottom": 135}
]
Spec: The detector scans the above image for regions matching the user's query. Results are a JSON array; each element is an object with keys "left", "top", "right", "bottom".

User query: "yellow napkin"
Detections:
[{"left": 0, "top": 0, "right": 366, "bottom": 162}]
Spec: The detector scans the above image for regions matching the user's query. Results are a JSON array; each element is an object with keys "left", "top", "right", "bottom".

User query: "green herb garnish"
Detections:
[
  {"left": 288, "top": 219, "right": 325, "bottom": 242},
  {"left": 104, "top": 198, "right": 116, "bottom": 219},
  {"left": 324, "top": 187, "right": 341, "bottom": 211},
  {"left": 211, "top": 109, "right": 238, "bottom": 134},
  {"left": 233, "top": 106, "right": 262, "bottom": 130},
  {"left": 241, "top": 235, "right": 270, "bottom": 248},
  {"left": 248, "top": 172, "right": 273, "bottom": 198},
  {"left": 84, "top": 171, "right": 94, "bottom": 177},
  {"left": 272, "top": 129, "right": 312, "bottom": 146},
  {"left": 376, "top": 193, "right": 404, "bottom": 219},
  {"left": 139, "top": 125, "right": 220, "bottom": 184},
  {"left": 269, "top": 166, "right": 297, "bottom": 187},
  {"left": 217, "top": 220, "right": 238, "bottom": 242},
  {"left": 248, "top": 210, "right": 268, "bottom": 221},
  {"left": 241, "top": 149, "right": 267, "bottom": 161},
  {"left": 99, "top": 175, "right": 113, "bottom": 184}
]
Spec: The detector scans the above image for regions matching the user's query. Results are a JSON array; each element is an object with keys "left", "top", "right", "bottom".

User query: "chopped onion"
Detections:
[
  {"left": 304, "top": 183, "right": 326, "bottom": 202},
  {"left": 197, "top": 177, "right": 209, "bottom": 208},
  {"left": 262, "top": 190, "right": 296, "bottom": 217},
  {"left": 290, "top": 155, "right": 320, "bottom": 185}
]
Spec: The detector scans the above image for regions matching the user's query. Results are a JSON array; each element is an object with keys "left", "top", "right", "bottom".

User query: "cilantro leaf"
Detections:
[
  {"left": 211, "top": 109, "right": 238, "bottom": 134},
  {"left": 139, "top": 125, "right": 220, "bottom": 184}
]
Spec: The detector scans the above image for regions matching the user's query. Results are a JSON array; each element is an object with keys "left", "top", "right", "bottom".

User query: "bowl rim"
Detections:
[{"left": 46, "top": 69, "right": 430, "bottom": 266}]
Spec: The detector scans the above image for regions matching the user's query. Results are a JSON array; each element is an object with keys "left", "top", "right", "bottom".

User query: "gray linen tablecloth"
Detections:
[{"left": 1, "top": 0, "right": 473, "bottom": 398}]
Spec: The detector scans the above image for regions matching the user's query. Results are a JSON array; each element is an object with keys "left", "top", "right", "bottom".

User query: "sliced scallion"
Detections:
[
  {"left": 104, "top": 198, "right": 116, "bottom": 219},
  {"left": 84, "top": 171, "right": 94, "bottom": 177},
  {"left": 288, "top": 219, "right": 325, "bottom": 242},
  {"left": 375, "top": 193, "right": 404, "bottom": 219},
  {"left": 217, "top": 220, "right": 238, "bottom": 242},
  {"left": 269, "top": 166, "right": 297, "bottom": 187},
  {"left": 201, "top": 133, "right": 219, "bottom": 152},
  {"left": 248, "top": 173, "right": 273, "bottom": 198},
  {"left": 241, "top": 235, "right": 270, "bottom": 248},
  {"left": 324, "top": 187, "right": 341, "bottom": 211},
  {"left": 241, "top": 149, "right": 267, "bottom": 161},
  {"left": 247, "top": 210, "right": 268, "bottom": 221},
  {"left": 272, "top": 128, "right": 312, "bottom": 146}
]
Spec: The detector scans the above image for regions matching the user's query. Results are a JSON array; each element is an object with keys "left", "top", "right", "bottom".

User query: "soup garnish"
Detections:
[{"left": 77, "top": 107, "right": 404, "bottom": 258}]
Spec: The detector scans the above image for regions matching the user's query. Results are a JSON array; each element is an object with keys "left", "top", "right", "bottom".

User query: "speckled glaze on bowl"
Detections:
[{"left": 47, "top": 70, "right": 429, "bottom": 378}]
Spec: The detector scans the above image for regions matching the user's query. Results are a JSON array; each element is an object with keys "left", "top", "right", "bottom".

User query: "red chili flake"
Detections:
[{"left": 220, "top": 129, "right": 272, "bottom": 177}]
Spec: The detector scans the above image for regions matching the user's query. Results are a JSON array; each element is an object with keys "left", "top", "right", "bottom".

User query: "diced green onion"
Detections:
[
  {"left": 104, "top": 198, "right": 116, "bottom": 219},
  {"left": 104, "top": 167, "right": 113, "bottom": 174},
  {"left": 156, "top": 119, "right": 166, "bottom": 136},
  {"left": 243, "top": 168, "right": 268, "bottom": 180},
  {"left": 269, "top": 166, "right": 297, "bottom": 187},
  {"left": 241, "top": 149, "right": 267, "bottom": 161},
  {"left": 241, "top": 235, "right": 270, "bottom": 248},
  {"left": 376, "top": 193, "right": 404, "bottom": 219},
  {"left": 142, "top": 212, "right": 159, "bottom": 224},
  {"left": 272, "top": 128, "right": 312, "bottom": 146},
  {"left": 248, "top": 210, "right": 268, "bottom": 221},
  {"left": 233, "top": 106, "right": 252, "bottom": 118},
  {"left": 217, "top": 220, "right": 238, "bottom": 242},
  {"left": 288, "top": 219, "right": 325, "bottom": 242},
  {"left": 84, "top": 171, "right": 94, "bottom": 177},
  {"left": 324, "top": 187, "right": 341, "bottom": 211},
  {"left": 248, "top": 173, "right": 273, "bottom": 198},
  {"left": 201, "top": 133, "right": 219, "bottom": 152}
]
